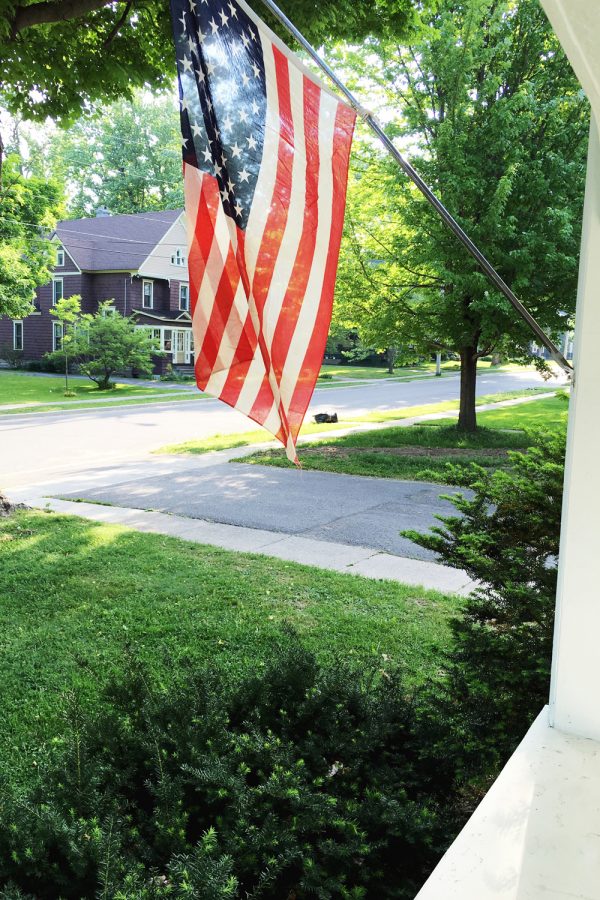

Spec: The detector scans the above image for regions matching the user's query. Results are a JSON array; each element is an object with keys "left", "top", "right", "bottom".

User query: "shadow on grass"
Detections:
[{"left": 0, "top": 510, "right": 459, "bottom": 785}]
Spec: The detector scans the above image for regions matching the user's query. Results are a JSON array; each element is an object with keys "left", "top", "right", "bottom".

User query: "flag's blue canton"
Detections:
[{"left": 172, "top": 0, "right": 267, "bottom": 230}]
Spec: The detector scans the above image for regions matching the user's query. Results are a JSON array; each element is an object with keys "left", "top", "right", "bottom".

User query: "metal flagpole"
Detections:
[{"left": 258, "top": 0, "right": 574, "bottom": 377}]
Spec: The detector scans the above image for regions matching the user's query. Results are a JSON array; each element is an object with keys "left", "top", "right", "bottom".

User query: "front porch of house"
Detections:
[
  {"left": 134, "top": 312, "right": 195, "bottom": 374},
  {"left": 415, "top": 1, "right": 600, "bottom": 896}
]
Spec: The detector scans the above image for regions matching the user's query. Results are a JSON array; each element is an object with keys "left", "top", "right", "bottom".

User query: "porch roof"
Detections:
[{"left": 541, "top": 0, "right": 600, "bottom": 119}]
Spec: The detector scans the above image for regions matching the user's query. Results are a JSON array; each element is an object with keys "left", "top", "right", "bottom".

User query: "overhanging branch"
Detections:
[{"left": 12, "top": 0, "right": 119, "bottom": 35}]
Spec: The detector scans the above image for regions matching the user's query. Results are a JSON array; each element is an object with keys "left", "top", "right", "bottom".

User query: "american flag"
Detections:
[{"left": 171, "top": 0, "right": 356, "bottom": 462}]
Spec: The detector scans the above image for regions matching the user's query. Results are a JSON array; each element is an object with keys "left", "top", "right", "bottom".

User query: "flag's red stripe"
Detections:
[
  {"left": 188, "top": 173, "right": 219, "bottom": 320},
  {"left": 269, "top": 76, "right": 320, "bottom": 402},
  {"left": 191, "top": 176, "right": 226, "bottom": 389},
  {"left": 288, "top": 102, "right": 356, "bottom": 430},
  {"left": 216, "top": 229, "right": 260, "bottom": 405}
]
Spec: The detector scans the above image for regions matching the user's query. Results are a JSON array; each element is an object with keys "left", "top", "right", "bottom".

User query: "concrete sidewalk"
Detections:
[{"left": 24, "top": 495, "right": 476, "bottom": 596}]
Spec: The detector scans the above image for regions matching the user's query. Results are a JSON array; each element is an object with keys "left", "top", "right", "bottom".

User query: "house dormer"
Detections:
[
  {"left": 50, "top": 234, "right": 80, "bottom": 274},
  {"left": 137, "top": 212, "right": 188, "bottom": 281}
]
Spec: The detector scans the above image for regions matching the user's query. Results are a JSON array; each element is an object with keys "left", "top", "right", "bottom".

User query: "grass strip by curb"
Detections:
[{"left": 156, "top": 387, "right": 556, "bottom": 456}]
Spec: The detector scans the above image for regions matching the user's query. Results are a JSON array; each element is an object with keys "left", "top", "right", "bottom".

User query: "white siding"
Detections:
[{"left": 137, "top": 214, "right": 189, "bottom": 281}]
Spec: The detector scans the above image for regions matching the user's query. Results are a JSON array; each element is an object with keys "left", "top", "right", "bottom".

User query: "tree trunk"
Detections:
[
  {"left": 458, "top": 347, "right": 478, "bottom": 432},
  {"left": 490, "top": 352, "right": 502, "bottom": 366},
  {"left": 435, "top": 351, "right": 442, "bottom": 376},
  {"left": 386, "top": 347, "right": 397, "bottom": 374}
]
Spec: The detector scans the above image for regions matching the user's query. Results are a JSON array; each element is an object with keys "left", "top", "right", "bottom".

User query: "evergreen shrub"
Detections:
[
  {"left": 404, "top": 427, "right": 566, "bottom": 770},
  {"left": 0, "top": 640, "right": 456, "bottom": 899}
]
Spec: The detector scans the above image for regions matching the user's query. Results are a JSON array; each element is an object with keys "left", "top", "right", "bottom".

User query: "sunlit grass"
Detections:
[
  {"left": 236, "top": 395, "right": 567, "bottom": 482},
  {"left": 0, "top": 510, "right": 459, "bottom": 782}
]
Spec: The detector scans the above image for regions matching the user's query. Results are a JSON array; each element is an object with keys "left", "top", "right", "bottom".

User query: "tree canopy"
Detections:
[
  {"left": 334, "top": 0, "right": 589, "bottom": 429},
  {"left": 0, "top": 154, "right": 63, "bottom": 318},
  {"left": 49, "top": 93, "right": 184, "bottom": 216},
  {"left": 0, "top": 0, "right": 415, "bottom": 123}
]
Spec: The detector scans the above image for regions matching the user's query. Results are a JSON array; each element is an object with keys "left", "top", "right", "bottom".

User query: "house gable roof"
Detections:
[{"left": 53, "top": 209, "right": 183, "bottom": 273}]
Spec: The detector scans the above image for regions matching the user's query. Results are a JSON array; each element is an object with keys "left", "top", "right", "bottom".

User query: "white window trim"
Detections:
[
  {"left": 13, "top": 320, "right": 23, "bottom": 351},
  {"left": 142, "top": 280, "right": 154, "bottom": 309},
  {"left": 52, "top": 321, "right": 63, "bottom": 351},
  {"left": 101, "top": 305, "right": 117, "bottom": 317},
  {"left": 179, "top": 283, "right": 189, "bottom": 311},
  {"left": 52, "top": 277, "right": 63, "bottom": 306},
  {"left": 56, "top": 247, "right": 65, "bottom": 267}
]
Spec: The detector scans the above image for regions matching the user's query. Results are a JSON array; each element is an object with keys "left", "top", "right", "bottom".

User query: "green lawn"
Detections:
[
  {"left": 319, "top": 364, "right": 434, "bottom": 380},
  {"left": 430, "top": 392, "right": 569, "bottom": 431},
  {"left": 319, "top": 361, "right": 537, "bottom": 381},
  {"left": 0, "top": 510, "right": 457, "bottom": 782},
  {"left": 0, "top": 390, "right": 211, "bottom": 417},
  {"left": 158, "top": 387, "right": 556, "bottom": 456},
  {"left": 0, "top": 371, "right": 190, "bottom": 404},
  {"left": 236, "top": 395, "right": 568, "bottom": 482}
]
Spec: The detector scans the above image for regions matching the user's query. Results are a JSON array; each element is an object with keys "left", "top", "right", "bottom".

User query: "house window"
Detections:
[
  {"left": 13, "top": 321, "right": 23, "bottom": 351},
  {"left": 56, "top": 247, "right": 65, "bottom": 267},
  {"left": 53, "top": 322, "right": 63, "bottom": 351},
  {"left": 101, "top": 305, "right": 117, "bottom": 317},
  {"left": 52, "top": 277, "right": 63, "bottom": 305},
  {"left": 179, "top": 283, "right": 189, "bottom": 312},
  {"left": 142, "top": 280, "right": 153, "bottom": 309},
  {"left": 163, "top": 329, "right": 172, "bottom": 352},
  {"left": 171, "top": 248, "right": 186, "bottom": 267}
]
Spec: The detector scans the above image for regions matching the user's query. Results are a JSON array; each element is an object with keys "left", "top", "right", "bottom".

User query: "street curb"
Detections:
[{"left": 17, "top": 495, "right": 476, "bottom": 597}]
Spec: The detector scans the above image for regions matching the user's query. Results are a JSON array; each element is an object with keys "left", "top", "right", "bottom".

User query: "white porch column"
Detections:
[{"left": 549, "top": 114, "right": 600, "bottom": 739}]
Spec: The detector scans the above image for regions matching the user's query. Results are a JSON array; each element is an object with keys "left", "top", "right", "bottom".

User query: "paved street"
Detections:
[{"left": 1, "top": 368, "right": 557, "bottom": 490}]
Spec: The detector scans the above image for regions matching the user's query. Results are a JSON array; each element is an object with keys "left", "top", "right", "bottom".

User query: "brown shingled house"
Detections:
[{"left": 0, "top": 208, "right": 193, "bottom": 376}]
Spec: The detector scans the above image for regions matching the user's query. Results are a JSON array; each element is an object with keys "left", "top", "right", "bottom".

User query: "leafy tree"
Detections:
[
  {"left": 0, "top": 153, "right": 63, "bottom": 318},
  {"left": 49, "top": 93, "right": 184, "bottom": 216},
  {"left": 0, "top": 0, "right": 414, "bottom": 127},
  {"left": 49, "top": 294, "right": 82, "bottom": 393},
  {"left": 334, "top": 0, "right": 588, "bottom": 430},
  {"left": 68, "top": 301, "right": 159, "bottom": 389}
]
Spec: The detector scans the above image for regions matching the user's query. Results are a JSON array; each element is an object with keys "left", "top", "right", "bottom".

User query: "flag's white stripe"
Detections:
[
  {"left": 262, "top": 400, "right": 281, "bottom": 436},
  {"left": 263, "top": 59, "right": 306, "bottom": 350},
  {"left": 184, "top": 163, "right": 203, "bottom": 259},
  {"left": 279, "top": 90, "right": 338, "bottom": 401},
  {"left": 234, "top": 34, "right": 282, "bottom": 418},
  {"left": 184, "top": 162, "right": 205, "bottom": 312}
]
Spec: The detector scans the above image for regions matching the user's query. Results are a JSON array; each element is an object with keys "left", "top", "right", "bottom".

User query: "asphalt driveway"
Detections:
[{"left": 60, "top": 462, "right": 462, "bottom": 560}]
